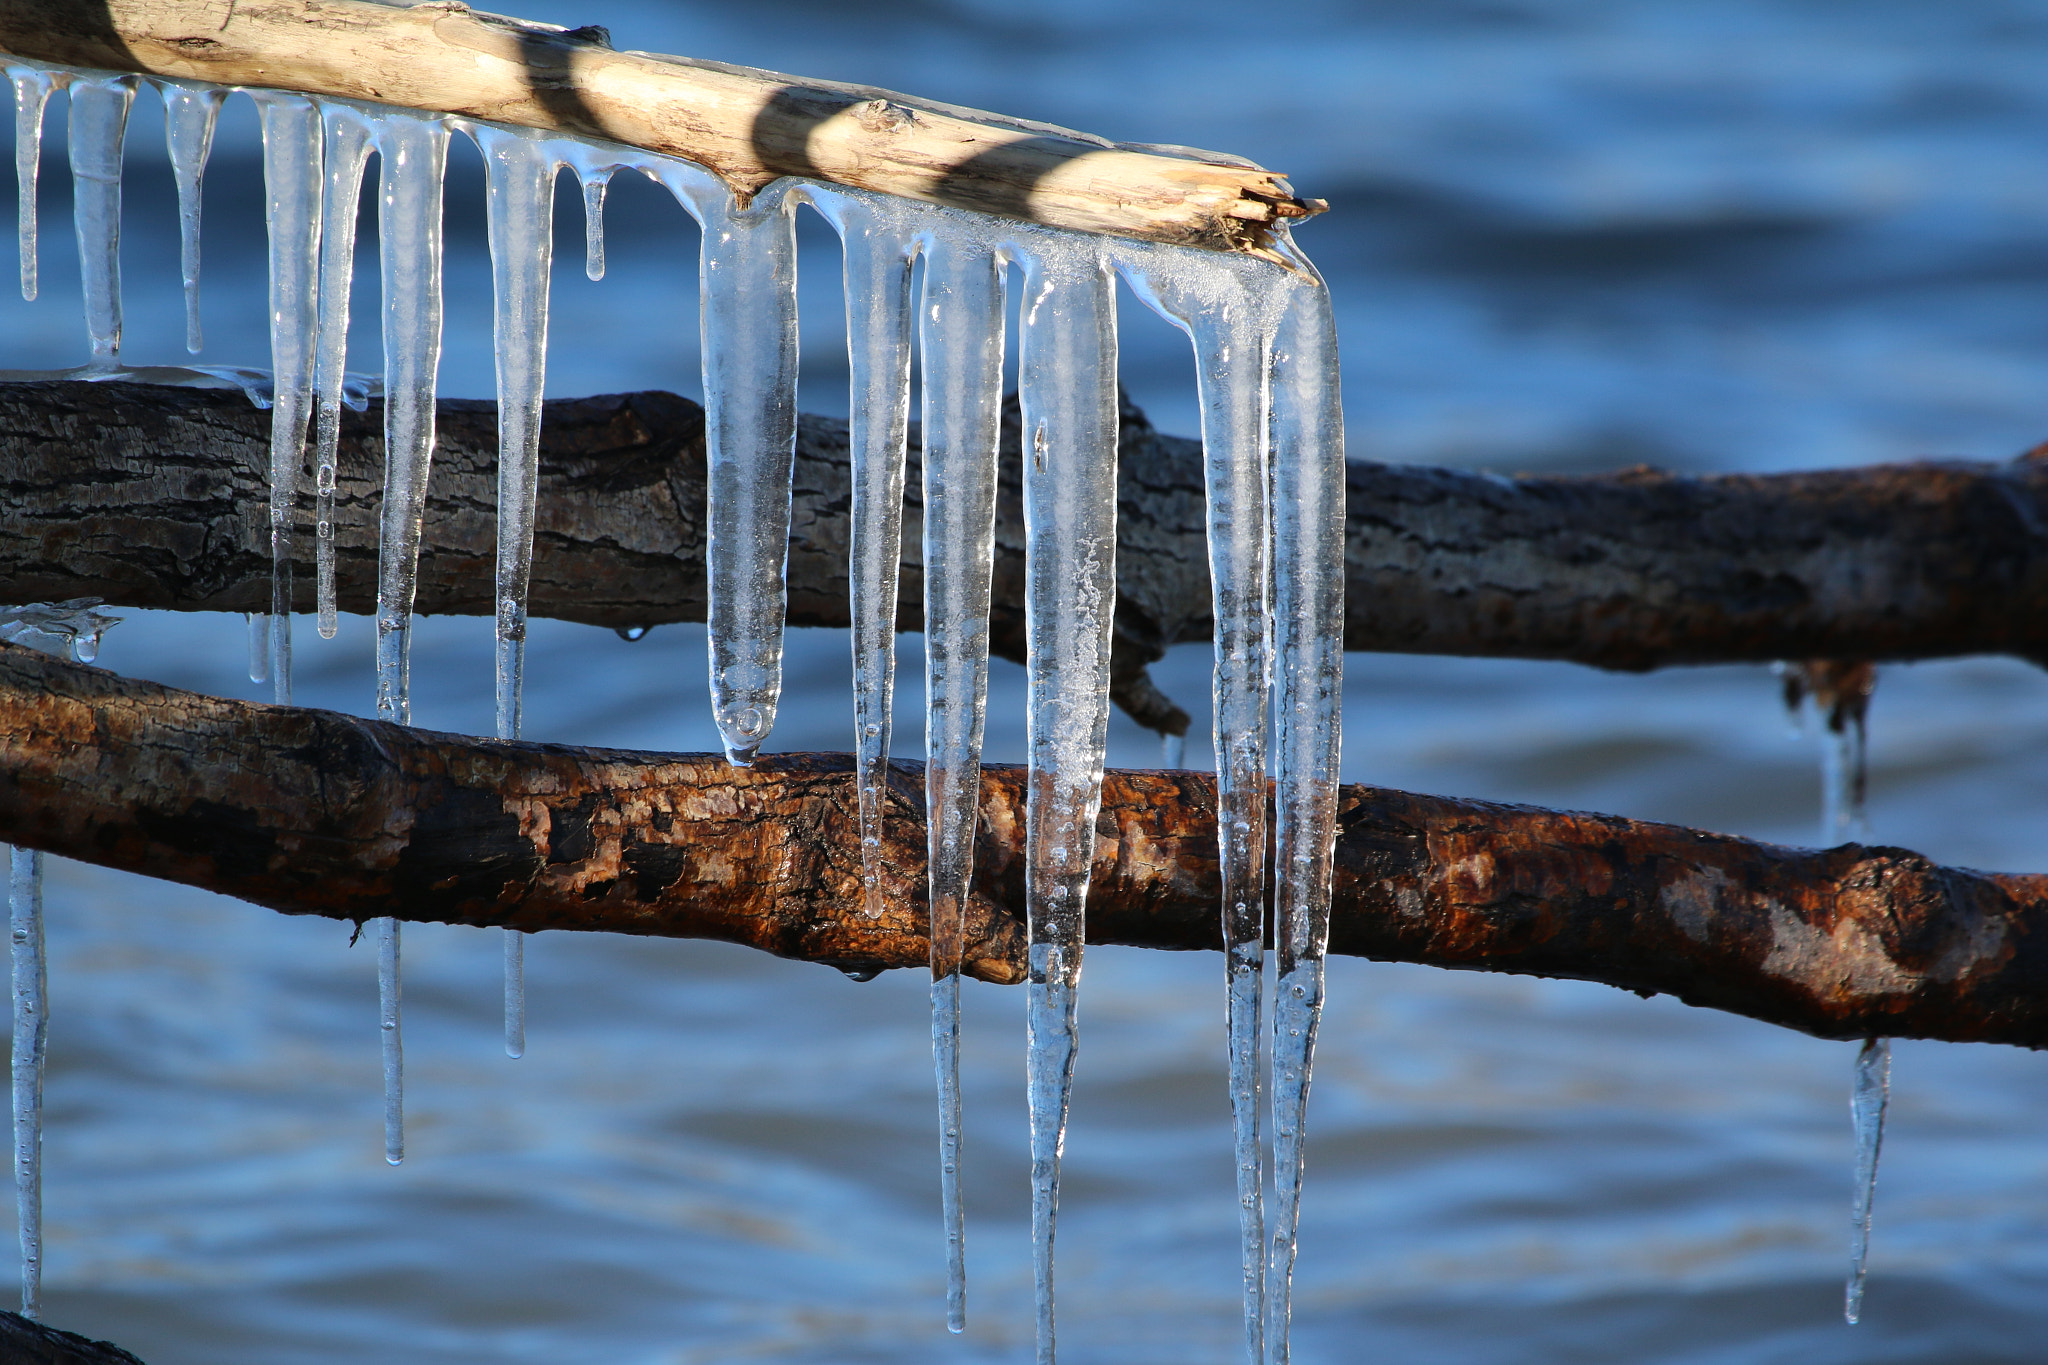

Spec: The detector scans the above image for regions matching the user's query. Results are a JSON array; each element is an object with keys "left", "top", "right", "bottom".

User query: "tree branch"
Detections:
[
  {"left": 0, "top": 0, "right": 1318, "bottom": 259},
  {"left": 4, "top": 380, "right": 2046, "bottom": 740},
  {"left": 6, "top": 642, "right": 2044, "bottom": 1048}
]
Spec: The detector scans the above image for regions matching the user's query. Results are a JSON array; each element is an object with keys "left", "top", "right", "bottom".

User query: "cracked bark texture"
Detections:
[
  {"left": 6, "top": 642, "right": 2046, "bottom": 1048},
  {"left": 6, "top": 381, "right": 2047, "bottom": 739}
]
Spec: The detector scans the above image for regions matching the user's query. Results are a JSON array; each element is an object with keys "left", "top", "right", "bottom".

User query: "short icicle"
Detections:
[
  {"left": 1264, "top": 263, "right": 1347, "bottom": 1365},
  {"left": 10, "top": 64, "right": 68, "bottom": 302},
  {"left": 245, "top": 611, "right": 270, "bottom": 684},
  {"left": 470, "top": 122, "right": 561, "bottom": 1061},
  {"left": 694, "top": 185, "right": 800, "bottom": 766},
  {"left": 310, "top": 103, "right": 377, "bottom": 640},
  {"left": 918, "top": 233, "right": 1008, "bottom": 1334},
  {"left": 1847, "top": 1034, "right": 1890, "bottom": 1325},
  {"left": 66, "top": 74, "right": 136, "bottom": 369},
  {"left": 1018, "top": 240, "right": 1120, "bottom": 1365},
  {"left": 251, "top": 91, "right": 324, "bottom": 703},
  {"left": 8, "top": 846, "right": 43, "bottom": 1319},
  {"left": 368, "top": 109, "right": 452, "bottom": 1164},
  {"left": 159, "top": 80, "right": 225, "bottom": 353}
]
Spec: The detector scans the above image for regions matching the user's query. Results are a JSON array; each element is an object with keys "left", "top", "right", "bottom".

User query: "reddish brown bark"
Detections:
[{"left": 4, "top": 643, "right": 2043, "bottom": 1048}]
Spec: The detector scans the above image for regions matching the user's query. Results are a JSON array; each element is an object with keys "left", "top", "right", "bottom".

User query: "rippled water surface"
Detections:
[{"left": 8, "top": 1, "right": 2048, "bottom": 1361}]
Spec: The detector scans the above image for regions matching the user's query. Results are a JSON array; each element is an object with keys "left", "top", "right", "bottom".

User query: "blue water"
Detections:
[{"left": 8, "top": 2, "right": 2048, "bottom": 1361}]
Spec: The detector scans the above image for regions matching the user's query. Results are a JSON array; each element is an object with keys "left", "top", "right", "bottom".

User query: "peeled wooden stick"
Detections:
[
  {"left": 0, "top": 0, "right": 1321, "bottom": 257},
  {"left": 6, "top": 642, "right": 2047, "bottom": 1048}
]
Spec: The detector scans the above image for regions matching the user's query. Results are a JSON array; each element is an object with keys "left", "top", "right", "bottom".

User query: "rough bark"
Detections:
[
  {"left": 5, "top": 380, "right": 2048, "bottom": 737},
  {"left": 0, "top": 1311, "right": 147, "bottom": 1365},
  {"left": 0, "top": 0, "right": 1318, "bottom": 259},
  {"left": 6, "top": 642, "right": 2045, "bottom": 1049}
]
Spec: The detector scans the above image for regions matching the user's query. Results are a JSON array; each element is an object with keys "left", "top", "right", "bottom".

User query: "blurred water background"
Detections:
[{"left": 8, "top": 1, "right": 2048, "bottom": 1361}]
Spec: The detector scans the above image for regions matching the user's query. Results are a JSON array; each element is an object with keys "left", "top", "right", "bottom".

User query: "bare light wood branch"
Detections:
[
  {"left": 0, "top": 0, "right": 1321, "bottom": 258},
  {"left": 7, "top": 642, "right": 2046, "bottom": 1048}
]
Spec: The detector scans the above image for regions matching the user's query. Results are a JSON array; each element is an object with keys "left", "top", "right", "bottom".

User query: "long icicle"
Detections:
[
  {"left": 470, "top": 123, "right": 559, "bottom": 1061},
  {"left": 252, "top": 92, "right": 324, "bottom": 704},
  {"left": 368, "top": 110, "right": 451, "bottom": 1165},
  {"left": 1264, "top": 266, "right": 1346, "bottom": 1365},
  {"left": 695, "top": 187, "right": 800, "bottom": 767},
  {"left": 159, "top": 80, "right": 225, "bottom": 353},
  {"left": 918, "top": 234, "right": 1006, "bottom": 1334},
  {"left": 66, "top": 74, "right": 135, "bottom": 370},
  {"left": 8, "top": 845, "right": 43, "bottom": 1320},
  {"left": 9, "top": 65, "right": 65, "bottom": 302},
  {"left": 1847, "top": 1033, "right": 1890, "bottom": 1324},
  {"left": 310, "top": 104, "right": 376, "bottom": 641},
  {"left": 1018, "top": 241, "right": 1119, "bottom": 1365},
  {"left": 1121, "top": 256, "right": 1276, "bottom": 1365}
]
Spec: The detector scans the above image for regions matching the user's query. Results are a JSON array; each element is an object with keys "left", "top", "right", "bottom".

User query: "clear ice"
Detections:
[
  {"left": 252, "top": 92, "right": 324, "bottom": 703},
  {"left": 67, "top": 74, "right": 136, "bottom": 369},
  {"left": 159, "top": 79, "right": 224, "bottom": 353},
  {"left": 8, "top": 64, "right": 65, "bottom": 302},
  {"left": 311, "top": 103, "right": 378, "bottom": 640},
  {"left": 1018, "top": 242, "right": 1121, "bottom": 1365},
  {"left": 367, "top": 108, "right": 452, "bottom": 1164},
  {"left": 8, "top": 846, "right": 43, "bottom": 1319},
  {"left": 917, "top": 232, "right": 1008, "bottom": 1333},
  {"left": 1262, "top": 271, "right": 1347, "bottom": 1365},
  {"left": 468, "top": 122, "right": 563, "bottom": 1061},
  {"left": 1847, "top": 1033, "right": 1889, "bottom": 1325}
]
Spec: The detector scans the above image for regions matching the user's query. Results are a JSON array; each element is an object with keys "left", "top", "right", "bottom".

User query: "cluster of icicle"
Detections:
[{"left": 3, "top": 55, "right": 1347, "bottom": 1362}]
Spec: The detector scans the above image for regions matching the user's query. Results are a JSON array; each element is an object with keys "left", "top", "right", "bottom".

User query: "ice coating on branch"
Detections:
[
  {"left": 469, "top": 121, "right": 563, "bottom": 1060},
  {"left": 1018, "top": 240, "right": 1120, "bottom": 1365},
  {"left": 311, "top": 103, "right": 377, "bottom": 640},
  {"left": 252, "top": 92, "right": 324, "bottom": 704},
  {"left": 1846, "top": 1034, "right": 1889, "bottom": 1324},
  {"left": 919, "top": 233, "right": 1008, "bottom": 1332},
  {"left": 1263, "top": 266, "right": 1346, "bottom": 1365},
  {"left": 1122, "top": 256, "right": 1277, "bottom": 1365},
  {"left": 8, "top": 846, "right": 43, "bottom": 1319},
  {"left": 66, "top": 75, "right": 135, "bottom": 369},
  {"left": 159, "top": 80, "right": 224, "bottom": 353},
  {"left": 10, "top": 64, "right": 68, "bottom": 302}
]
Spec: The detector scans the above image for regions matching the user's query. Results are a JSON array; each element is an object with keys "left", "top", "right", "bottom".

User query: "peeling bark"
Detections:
[{"left": 5, "top": 643, "right": 2044, "bottom": 1048}]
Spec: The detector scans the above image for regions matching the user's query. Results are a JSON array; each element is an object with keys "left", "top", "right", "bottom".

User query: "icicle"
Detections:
[
  {"left": 579, "top": 166, "right": 609, "bottom": 280},
  {"left": 366, "top": 109, "right": 450, "bottom": 1165},
  {"left": 311, "top": 104, "right": 377, "bottom": 641},
  {"left": 10, "top": 64, "right": 67, "bottom": 302},
  {"left": 246, "top": 611, "right": 271, "bottom": 684},
  {"left": 1263, "top": 266, "right": 1347, "bottom": 1365},
  {"left": 1160, "top": 732, "right": 1184, "bottom": 769},
  {"left": 1846, "top": 1034, "right": 1890, "bottom": 1324},
  {"left": 920, "top": 234, "right": 1007, "bottom": 1333},
  {"left": 470, "top": 122, "right": 561, "bottom": 1060},
  {"left": 252, "top": 92, "right": 324, "bottom": 704},
  {"left": 695, "top": 188, "right": 801, "bottom": 765},
  {"left": 67, "top": 74, "right": 136, "bottom": 370},
  {"left": 159, "top": 80, "right": 225, "bottom": 353},
  {"left": 1017, "top": 241, "right": 1120, "bottom": 1365},
  {"left": 8, "top": 845, "right": 43, "bottom": 1319}
]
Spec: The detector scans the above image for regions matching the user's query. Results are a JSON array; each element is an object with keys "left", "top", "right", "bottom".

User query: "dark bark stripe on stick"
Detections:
[
  {"left": 3, "top": 382, "right": 2046, "bottom": 724},
  {"left": 5, "top": 643, "right": 2046, "bottom": 1048}
]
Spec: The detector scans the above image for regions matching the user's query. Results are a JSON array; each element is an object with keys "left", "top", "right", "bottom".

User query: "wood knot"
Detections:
[{"left": 857, "top": 99, "right": 919, "bottom": 133}]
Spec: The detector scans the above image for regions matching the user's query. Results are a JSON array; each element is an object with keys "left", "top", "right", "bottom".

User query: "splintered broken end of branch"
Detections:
[
  {"left": 6, "top": 644, "right": 2048, "bottom": 1049},
  {"left": 0, "top": 0, "right": 1321, "bottom": 255}
]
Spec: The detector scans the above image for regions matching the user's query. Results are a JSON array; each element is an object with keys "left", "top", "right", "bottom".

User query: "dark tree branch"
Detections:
[
  {"left": 6, "top": 642, "right": 2044, "bottom": 1048},
  {"left": 3, "top": 381, "right": 2046, "bottom": 743},
  {"left": 0, "top": 1310, "right": 147, "bottom": 1365}
]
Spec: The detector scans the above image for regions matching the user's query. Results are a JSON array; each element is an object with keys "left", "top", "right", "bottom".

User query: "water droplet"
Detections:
[
  {"left": 71, "top": 633, "right": 99, "bottom": 663},
  {"left": 615, "top": 625, "right": 649, "bottom": 642},
  {"left": 836, "top": 963, "right": 884, "bottom": 982},
  {"left": 734, "top": 706, "right": 764, "bottom": 736}
]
